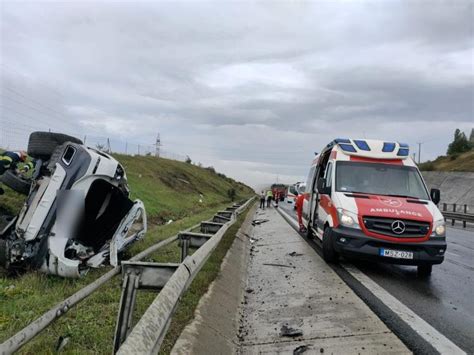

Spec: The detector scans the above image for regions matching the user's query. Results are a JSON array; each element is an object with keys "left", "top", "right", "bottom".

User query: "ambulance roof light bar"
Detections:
[{"left": 330, "top": 139, "right": 410, "bottom": 159}]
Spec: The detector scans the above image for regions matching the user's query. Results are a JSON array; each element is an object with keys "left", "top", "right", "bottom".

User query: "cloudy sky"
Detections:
[{"left": 1, "top": 0, "right": 473, "bottom": 188}]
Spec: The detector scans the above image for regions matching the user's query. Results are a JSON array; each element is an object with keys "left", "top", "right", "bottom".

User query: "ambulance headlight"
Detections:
[
  {"left": 431, "top": 219, "right": 446, "bottom": 237},
  {"left": 337, "top": 209, "right": 360, "bottom": 229}
]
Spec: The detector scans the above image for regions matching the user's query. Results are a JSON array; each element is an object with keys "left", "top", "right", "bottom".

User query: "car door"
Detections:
[{"left": 315, "top": 162, "right": 333, "bottom": 233}]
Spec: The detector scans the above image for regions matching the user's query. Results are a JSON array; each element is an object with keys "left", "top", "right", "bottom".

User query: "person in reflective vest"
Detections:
[
  {"left": 0, "top": 151, "right": 30, "bottom": 195},
  {"left": 0, "top": 151, "right": 28, "bottom": 175},
  {"left": 295, "top": 193, "right": 306, "bottom": 232}
]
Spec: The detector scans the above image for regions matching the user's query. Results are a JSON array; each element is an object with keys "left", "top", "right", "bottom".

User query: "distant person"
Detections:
[
  {"left": 295, "top": 193, "right": 306, "bottom": 232},
  {"left": 266, "top": 190, "right": 273, "bottom": 208},
  {"left": 274, "top": 191, "right": 279, "bottom": 208},
  {"left": 259, "top": 191, "right": 266, "bottom": 209}
]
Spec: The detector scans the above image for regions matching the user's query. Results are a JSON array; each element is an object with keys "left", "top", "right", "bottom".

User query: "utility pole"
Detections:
[
  {"left": 417, "top": 142, "right": 422, "bottom": 164},
  {"left": 155, "top": 133, "right": 161, "bottom": 158},
  {"left": 106, "top": 138, "right": 111, "bottom": 154}
]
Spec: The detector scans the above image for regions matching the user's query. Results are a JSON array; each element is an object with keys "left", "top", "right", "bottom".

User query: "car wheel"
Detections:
[
  {"left": 322, "top": 227, "right": 338, "bottom": 263},
  {"left": 28, "top": 131, "right": 83, "bottom": 159},
  {"left": 417, "top": 264, "right": 432, "bottom": 278},
  {"left": 0, "top": 170, "right": 32, "bottom": 195}
]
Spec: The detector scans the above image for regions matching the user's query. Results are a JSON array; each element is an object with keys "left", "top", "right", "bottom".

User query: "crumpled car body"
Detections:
[{"left": 0, "top": 134, "right": 147, "bottom": 278}]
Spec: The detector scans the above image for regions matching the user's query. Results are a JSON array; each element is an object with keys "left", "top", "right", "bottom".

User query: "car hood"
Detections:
[{"left": 335, "top": 192, "right": 438, "bottom": 222}]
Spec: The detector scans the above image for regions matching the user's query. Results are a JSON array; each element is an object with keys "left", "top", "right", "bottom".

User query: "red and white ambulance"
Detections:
[{"left": 302, "top": 138, "right": 446, "bottom": 276}]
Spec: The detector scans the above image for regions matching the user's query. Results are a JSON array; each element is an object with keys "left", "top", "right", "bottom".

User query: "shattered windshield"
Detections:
[{"left": 335, "top": 161, "right": 429, "bottom": 200}]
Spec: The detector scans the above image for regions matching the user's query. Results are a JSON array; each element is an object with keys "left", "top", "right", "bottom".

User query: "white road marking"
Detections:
[
  {"left": 277, "top": 206, "right": 466, "bottom": 355},
  {"left": 446, "top": 251, "right": 460, "bottom": 258},
  {"left": 342, "top": 263, "right": 465, "bottom": 355}
]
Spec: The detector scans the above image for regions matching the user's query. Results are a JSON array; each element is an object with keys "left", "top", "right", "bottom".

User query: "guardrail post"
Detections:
[
  {"left": 180, "top": 235, "right": 190, "bottom": 262},
  {"left": 463, "top": 205, "right": 467, "bottom": 228},
  {"left": 452, "top": 204, "right": 456, "bottom": 226}
]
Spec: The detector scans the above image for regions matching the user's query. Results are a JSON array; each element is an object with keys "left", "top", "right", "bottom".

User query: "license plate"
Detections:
[{"left": 379, "top": 248, "right": 414, "bottom": 259}]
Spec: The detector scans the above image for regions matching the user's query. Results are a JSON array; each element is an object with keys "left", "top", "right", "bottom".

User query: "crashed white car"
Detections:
[{"left": 0, "top": 132, "right": 147, "bottom": 278}]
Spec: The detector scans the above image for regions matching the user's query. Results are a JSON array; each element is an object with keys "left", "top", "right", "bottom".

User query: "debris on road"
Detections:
[
  {"left": 280, "top": 324, "right": 303, "bottom": 337},
  {"left": 293, "top": 345, "right": 309, "bottom": 354},
  {"left": 245, "top": 288, "right": 254, "bottom": 293},
  {"left": 252, "top": 218, "right": 269, "bottom": 226},
  {"left": 262, "top": 263, "right": 295, "bottom": 268},
  {"left": 288, "top": 251, "right": 303, "bottom": 257}
]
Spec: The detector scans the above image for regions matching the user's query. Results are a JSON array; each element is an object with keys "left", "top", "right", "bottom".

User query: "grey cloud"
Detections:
[{"left": 1, "top": 0, "right": 473, "bottom": 187}]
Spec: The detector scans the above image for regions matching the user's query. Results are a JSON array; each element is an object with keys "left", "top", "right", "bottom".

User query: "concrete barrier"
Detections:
[{"left": 422, "top": 171, "right": 474, "bottom": 206}]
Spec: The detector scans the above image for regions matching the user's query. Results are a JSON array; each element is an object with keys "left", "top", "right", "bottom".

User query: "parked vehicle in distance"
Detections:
[
  {"left": 286, "top": 183, "right": 300, "bottom": 205},
  {"left": 0, "top": 132, "right": 147, "bottom": 278},
  {"left": 271, "top": 183, "right": 287, "bottom": 202},
  {"left": 302, "top": 138, "right": 446, "bottom": 277}
]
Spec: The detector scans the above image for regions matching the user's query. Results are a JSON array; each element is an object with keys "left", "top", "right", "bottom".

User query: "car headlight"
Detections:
[
  {"left": 431, "top": 219, "right": 446, "bottom": 237},
  {"left": 337, "top": 208, "right": 361, "bottom": 229}
]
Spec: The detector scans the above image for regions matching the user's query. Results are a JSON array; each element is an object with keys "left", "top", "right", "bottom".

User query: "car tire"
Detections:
[
  {"left": 0, "top": 170, "right": 32, "bottom": 195},
  {"left": 322, "top": 227, "right": 338, "bottom": 263},
  {"left": 28, "top": 131, "right": 83, "bottom": 159},
  {"left": 417, "top": 264, "right": 432, "bottom": 278}
]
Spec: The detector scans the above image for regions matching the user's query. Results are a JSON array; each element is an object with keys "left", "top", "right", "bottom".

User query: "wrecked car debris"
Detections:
[
  {"left": 280, "top": 324, "right": 303, "bottom": 337},
  {"left": 251, "top": 218, "right": 269, "bottom": 226},
  {"left": 0, "top": 132, "right": 147, "bottom": 278},
  {"left": 263, "top": 263, "right": 295, "bottom": 268},
  {"left": 293, "top": 345, "right": 309, "bottom": 354},
  {"left": 288, "top": 251, "right": 303, "bottom": 257}
]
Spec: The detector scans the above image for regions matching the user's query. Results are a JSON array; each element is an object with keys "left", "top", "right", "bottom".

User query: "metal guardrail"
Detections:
[
  {"left": 0, "top": 198, "right": 253, "bottom": 354},
  {"left": 116, "top": 197, "right": 254, "bottom": 355},
  {"left": 441, "top": 203, "right": 474, "bottom": 228}
]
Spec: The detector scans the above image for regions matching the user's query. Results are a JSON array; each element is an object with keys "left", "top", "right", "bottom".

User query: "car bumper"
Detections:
[{"left": 331, "top": 226, "right": 446, "bottom": 265}]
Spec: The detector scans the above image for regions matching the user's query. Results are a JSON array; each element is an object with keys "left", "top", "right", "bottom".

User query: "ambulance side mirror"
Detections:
[
  {"left": 317, "top": 177, "right": 331, "bottom": 195},
  {"left": 430, "top": 188, "right": 440, "bottom": 205}
]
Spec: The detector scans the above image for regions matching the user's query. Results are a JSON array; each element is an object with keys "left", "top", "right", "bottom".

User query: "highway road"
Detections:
[{"left": 277, "top": 199, "right": 474, "bottom": 354}]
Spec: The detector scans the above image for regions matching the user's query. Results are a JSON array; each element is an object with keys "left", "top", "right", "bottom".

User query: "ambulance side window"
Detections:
[{"left": 325, "top": 163, "right": 333, "bottom": 188}]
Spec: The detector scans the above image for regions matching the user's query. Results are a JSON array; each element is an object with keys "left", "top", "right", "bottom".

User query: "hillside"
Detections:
[
  {"left": 0, "top": 153, "right": 254, "bottom": 218},
  {"left": 0, "top": 153, "right": 254, "bottom": 353},
  {"left": 419, "top": 150, "right": 474, "bottom": 172}
]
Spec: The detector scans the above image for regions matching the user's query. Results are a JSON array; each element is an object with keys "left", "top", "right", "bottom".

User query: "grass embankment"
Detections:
[
  {"left": 0, "top": 154, "right": 254, "bottom": 353},
  {"left": 419, "top": 150, "right": 474, "bottom": 172}
]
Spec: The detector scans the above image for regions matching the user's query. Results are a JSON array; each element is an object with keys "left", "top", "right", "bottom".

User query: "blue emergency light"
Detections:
[
  {"left": 382, "top": 142, "right": 396, "bottom": 152},
  {"left": 353, "top": 140, "right": 371, "bottom": 151}
]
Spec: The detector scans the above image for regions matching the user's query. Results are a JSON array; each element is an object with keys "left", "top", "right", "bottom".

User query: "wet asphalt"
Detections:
[{"left": 278, "top": 200, "right": 474, "bottom": 353}]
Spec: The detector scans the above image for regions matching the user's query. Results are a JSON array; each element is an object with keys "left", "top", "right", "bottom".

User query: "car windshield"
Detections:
[
  {"left": 335, "top": 161, "right": 429, "bottom": 200},
  {"left": 289, "top": 186, "right": 297, "bottom": 194}
]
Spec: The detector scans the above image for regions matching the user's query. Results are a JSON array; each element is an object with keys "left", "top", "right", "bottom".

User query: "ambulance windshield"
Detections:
[{"left": 335, "top": 161, "right": 429, "bottom": 200}]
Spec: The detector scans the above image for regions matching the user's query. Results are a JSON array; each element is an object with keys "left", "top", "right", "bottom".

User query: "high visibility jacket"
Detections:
[
  {"left": 266, "top": 190, "right": 273, "bottom": 198},
  {"left": 0, "top": 151, "right": 22, "bottom": 172}
]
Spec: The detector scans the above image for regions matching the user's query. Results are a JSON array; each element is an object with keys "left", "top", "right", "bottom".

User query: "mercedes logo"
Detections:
[{"left": 391, "top": 220, "right": 406, "bottom": 234}]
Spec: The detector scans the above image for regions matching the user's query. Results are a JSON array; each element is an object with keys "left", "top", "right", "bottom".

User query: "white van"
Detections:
[{"left": 302, "top": 138, "right": 446, "bottom": 277}]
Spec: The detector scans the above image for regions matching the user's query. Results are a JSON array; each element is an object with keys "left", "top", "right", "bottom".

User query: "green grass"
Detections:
[
  {"left": 0, "top": 153, "right": 254, "bottom": 353},
  {"left": 419, "top": 150, "right": 474, "bottom": 172}
]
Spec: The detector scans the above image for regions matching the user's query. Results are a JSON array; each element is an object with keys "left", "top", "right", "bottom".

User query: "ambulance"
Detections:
[{"left": 302, "top": 138, "right": 446, "bottom": 277}]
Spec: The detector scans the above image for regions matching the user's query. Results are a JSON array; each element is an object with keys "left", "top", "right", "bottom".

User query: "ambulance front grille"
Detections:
[{"left": 362, "top": 216, "right": 430, "bottom": 238}]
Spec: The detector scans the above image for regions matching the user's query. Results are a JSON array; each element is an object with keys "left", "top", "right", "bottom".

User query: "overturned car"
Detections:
[{"left": 0, "top": 132, "right": 147, "bottom": 278}]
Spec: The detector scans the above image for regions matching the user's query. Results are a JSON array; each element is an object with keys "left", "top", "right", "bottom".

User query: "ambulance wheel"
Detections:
[
  {"left": 322, "top": 227, "right": 338, "bottom": 263},
  {"left": 28, "top": 131, "right": 83, "bottom": 159},
  {"left": 0, "top": 170, "right": 32, "bottom": 195},
  {"left": 417, "top": 264, "right": 432, "bottom": 278}
]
